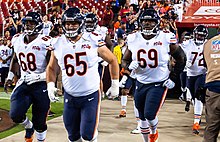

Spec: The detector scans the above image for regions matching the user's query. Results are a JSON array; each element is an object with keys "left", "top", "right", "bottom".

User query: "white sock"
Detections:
[
  {"left": 21, "top": 117, "right": 33, "bottom": 129},
  {"left": 73, "top": 138, "right": 83, "bottom": 142},
  {"left": 186, "top": 88, "right": 192, "bottom": 101},
  {"left": 194, "top": 98, "right": 203, "bottom": 124},
  {"left": 36, "top": 130, "right": 47, "bottom": 141},
  {"left": 148, "top": 117, "right": 158, "bottom": 134},
  {"left": 140, "top": 120, "right": 149, "bottom": 142},
  {"left": 121, "top": 96, "right": 127, "bottom": 109},
  {"left": 181, "top": 87, "right": 186, "bottom": 92},
  {"left": 133, "top": 101, "right": 139, "bottom": 118}
]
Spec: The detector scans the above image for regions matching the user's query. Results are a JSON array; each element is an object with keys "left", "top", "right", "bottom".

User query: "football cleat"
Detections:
[
  {"left": 185, "top": 101, "right": 190, "bottom": 112},
  {"left": 25, "top": 127, "right": 34, "bottom": 142},
  {"left": 130, "top": 127, "right": 141, "bottom": 134},
  {"left": 192, "top": 123, "right": 200, "bottom": 135},
  {"left": 149, "top": 130, "right": 158, "bottom": 142},
  {"left": 119, "top": 109, "right": 126, "bottom": 118}
]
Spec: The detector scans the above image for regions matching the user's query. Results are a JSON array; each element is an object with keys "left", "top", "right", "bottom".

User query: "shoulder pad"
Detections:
[
  {"left": 41, "top": 35, "right": 53, "bottom": 46},
  {"left": 127, "top": 32, "right": 137, "bottom": 43},
  {"left": 100, "top": 26, "right": 108, "bottom": 33},
  {"left": 91, "top": 32, "right": 99, "bottom": 36},
  {"left": 163, "top": 30, "right": 170, "bottom": 33},
  {"left": 11, "top": 33, "right": 21, "bottom": 46}
]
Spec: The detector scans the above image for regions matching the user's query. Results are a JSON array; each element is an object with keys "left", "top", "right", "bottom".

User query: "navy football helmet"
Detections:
[
  {"left": 193, "top": 25, "right": 208, "bottom": 46},
  {"left": 23, "top": 12, "right": 43, "bottom": 35},
  {"left": 84, "top": 13, "right": 98, "bottom": 32},
  {"left": 138, "top": 9, "right": 160, "bottom": 35},
  {"left": 62, "top": 7, "right": 84, "bottom": 38}
]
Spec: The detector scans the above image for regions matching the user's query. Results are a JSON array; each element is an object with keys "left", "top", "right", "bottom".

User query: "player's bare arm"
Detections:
[
  {"left": 121, "top": 48, "right": 132, "bottom": 74},
  {"left": 4, "top": 53, "right": 19, "bottom": 93},
  {"left": 105, "top": 34, "right": 113, "bottom": 51},
  {"left": 46, "top": 51, "right": 60, "bottom": 102},
  {"left": 169, "top": 44, "right": 187, "bottom": 82},
  {"left": 98, "top": 45, "right": 119, "bottom": 80},
  {"left": 46, "top": 51, "right": 60, "bottom": 83}
]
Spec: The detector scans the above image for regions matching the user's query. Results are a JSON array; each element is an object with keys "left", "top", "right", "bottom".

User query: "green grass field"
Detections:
[{"left": 0, "top": 88, "right": 64, "bottom": 139}]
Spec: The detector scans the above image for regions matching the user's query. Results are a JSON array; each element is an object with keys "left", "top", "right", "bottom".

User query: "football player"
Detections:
[
  {"left": 122, "top": 9, "right": 186, "bottom": 142},
  {"left": 84, "top": 13, "right": 113, "bottom": 98},
  {"left": 185, "top": 25, "right": 208, "bottom": 135},
  {"left": 179, "top": 31, "right": 192, "bottom": 111},
  {"left": 46, "top": 8, "right": 119, "bottom": 142},
  {"left": 4, "top": 12, "right": 53, "bottom": 142}
]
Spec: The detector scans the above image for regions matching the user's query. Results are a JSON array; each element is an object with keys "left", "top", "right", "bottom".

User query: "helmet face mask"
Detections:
[
  {"left": 62, "top": 8, "right": 84, "bottom": 38},
  {"left": 84, "top": 13, "right": 98, "bottom": 32},
  {"left": 139, "top": 10, "right": 160, "bottom": 36},
  {"left": 140, "top": 19, "right": 158, "bottom": 35},
  {"left": 23, "top": 12, "right": 43, "bottom": 35},
  {"left": 193, "top": 25, "right": 208, "bottom": 46}
]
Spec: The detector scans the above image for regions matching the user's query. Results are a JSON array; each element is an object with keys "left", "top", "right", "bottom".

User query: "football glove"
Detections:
[
  {"left": 47, "top": 82, "right": 59, "bottom": 102},
  {"left": 119, "top": 75, "right": 128, "bottom": 88},
  {"left": 24, "top": 72, "right": 46, "bottom": 85},
  {"left": 4, "top": 71, "right": 14, "bottom": 94},
  {"left": 163, "top": 79, "right": 175, "bottom": 89},
  {"left": 128, "top": 61, "right": 139, "bottom": 70},
  {"left": 106, "top": 79, "right": 119, "bottom": 99}
]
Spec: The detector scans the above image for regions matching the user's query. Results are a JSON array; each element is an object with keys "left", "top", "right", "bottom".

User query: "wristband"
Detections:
[
  {"left": 7, "top": 71, "right": 14, "bottom": 80},
  {"left": 47, "top": 82, "right": 55, "bottom": 88}
]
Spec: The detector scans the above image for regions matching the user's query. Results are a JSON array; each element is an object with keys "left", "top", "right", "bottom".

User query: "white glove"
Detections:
[
  {"left": 106, "top": 79, "right": 119, "bottom": 99},
  {"left": 163, "top": 79, "right": 175, "bottom": 89},
  {"left": 128, "top": 61, "right": 139, "bottom": 70},
  {"left": 24, "top": 72, "right": 46, "bottom": 85},
  {"left": 185, "top": 61, "right": 192, "bottom": 68},
  {"left": 119, "top": 75, "right": 128, "bottom": 88},
  {"left": 101, "top": 61, "right": 109, "bottom": 66},
  {"left": 47, "top": 82, "right": 59, "bottom": 102}
]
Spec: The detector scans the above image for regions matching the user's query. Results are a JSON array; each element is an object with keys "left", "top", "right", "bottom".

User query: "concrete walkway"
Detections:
[{"left": 0, "top": 99, "right": 219, "bottom": 142}]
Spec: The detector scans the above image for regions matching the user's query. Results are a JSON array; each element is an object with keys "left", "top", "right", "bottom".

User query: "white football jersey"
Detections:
[
  {"left": 11, "top": 34, "right": 50, "bottom": 78},
  {"left": 52, "top": 34, "right": 104, "bottom": 97},
  {"left": 186, "top": 39, "right": 207, "bottom": 76},
  {"left": 95, "top": 25, "right": 108, "bottom": 40},
  {"left": 127, "top": 31, "right": 177, "bottom": 84},
  {"left": 0, "top": 45, "right": 13, "bottom": 67},
  {"left": 180, "top": 40, "right": 191, "bottom": 71}
]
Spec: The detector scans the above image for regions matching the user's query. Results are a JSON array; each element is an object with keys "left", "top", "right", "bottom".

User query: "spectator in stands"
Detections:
[
  {"left": 119, "top": 5, "right": 130, "bottom": 24},
  {"left": 115, "top": 21, "right": 126, "bottom": 41},
  {"left": 42, "top": 15, "right": 54, "bottom": 36},
  {"left": 52, "top": 0, "right": 62, "bottom": 12},
  {"left": 110, "top": 0, "right": 121, "bottom": 19},
  {"left": 103, "top": 6, "right": 114, "bottom": 28},
  {"left": 145, "top": 0, "right": 154, "bottom": 9},
  {"left": 81, "top": 6, "right": 89, "bottom": 17},
  {"left": 0, "top": 38, "right": 13, "bottom": 86},
  {"left": 4, "top": 30, "right": 12, "bottom": 40},
  {"left": 50, "top": 9, "right": 59, "bottom": 25},
  {"left": 16, "top": 11, "right": 25, "bottom": 33},
  {"left": 114, "top": 15, "right": 122, "bottom": 30},
  {"left": 4, "top": 17, "right": 17, "bottom": 37},
  {"left": 9, "top": 5, "right": 20, "bottom": 24}
]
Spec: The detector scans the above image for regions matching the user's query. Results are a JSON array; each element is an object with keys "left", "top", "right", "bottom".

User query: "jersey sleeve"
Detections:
[
  {"left": 166, "top": 32, "right": 177, "bottom": 44},
  {"left": 11, "top": 34, "right": 20, "bottom": 53},
  {"left": 127, "top": 33, "right": 136, "bottom": 51}
]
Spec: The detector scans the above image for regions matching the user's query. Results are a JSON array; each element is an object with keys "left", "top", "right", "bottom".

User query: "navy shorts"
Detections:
[
  {"left": 9, "top": 81, "right": 50, "bottom": 131},
  {"left": 134, "top": 80, "right": 168, "bottom": 121},
  {"left": 187, "top": 74, "right": 206, "bottom": 100},
  {"left": 63, "top": 91, "right": 101, "bottom": 141}
]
